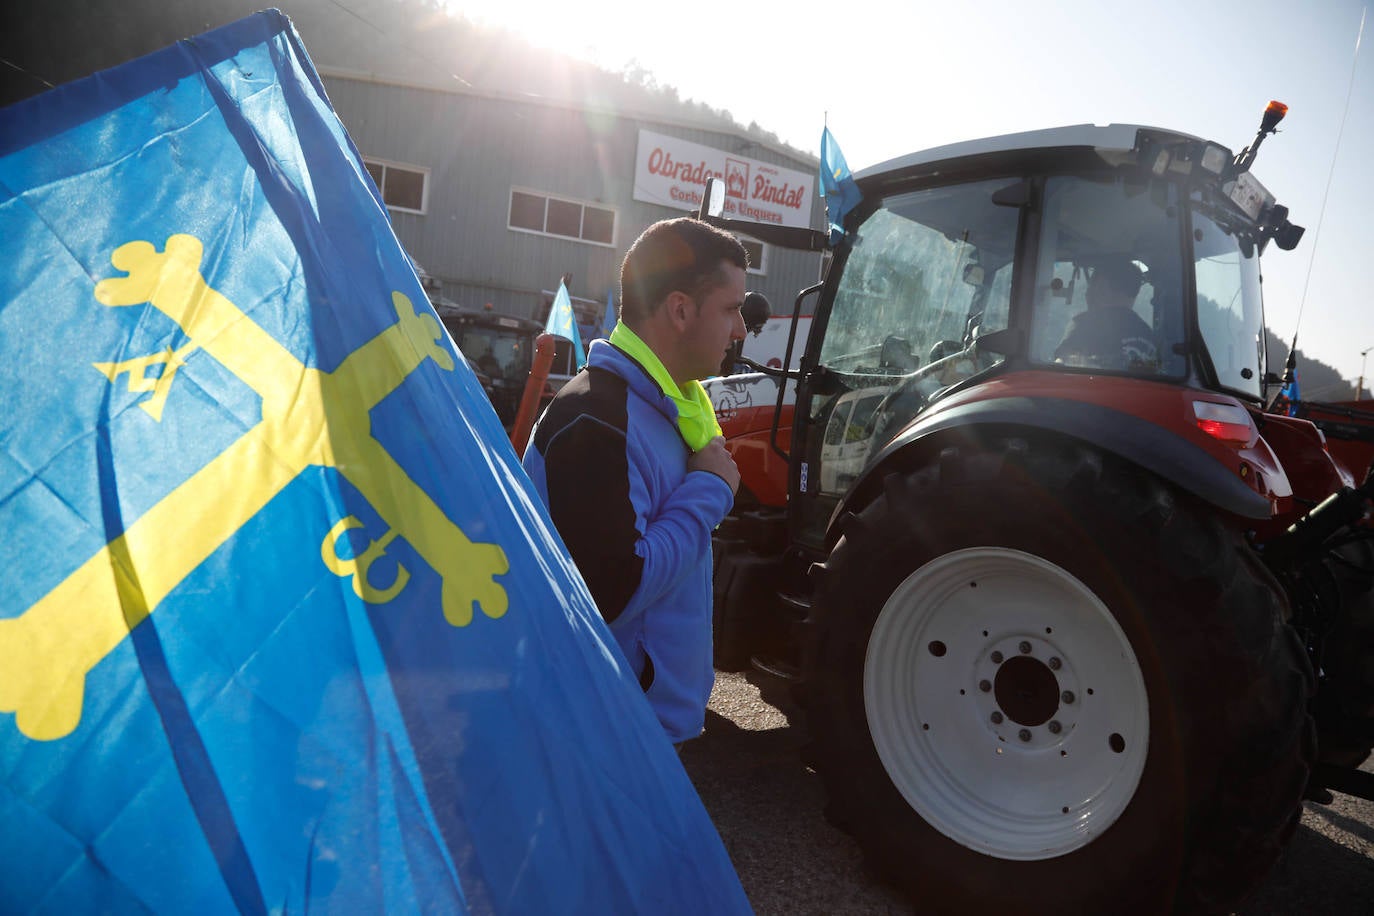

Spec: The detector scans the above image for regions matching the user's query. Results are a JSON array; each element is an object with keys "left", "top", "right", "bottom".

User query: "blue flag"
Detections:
[
  {"left": 1280, "top": 370, "right": 1301, "bottom": 417},
  {"left": 600, "top": 287, "right": 618, "bottom": 340},
  {"left": 0, "top": 12, "right": 749, "bottom": 915},
  {"left": 819, "top": 126, "right": 862, "bottom": 244},
  {"left": 544, "top": 280, "right": 586, "bottom": 369}
]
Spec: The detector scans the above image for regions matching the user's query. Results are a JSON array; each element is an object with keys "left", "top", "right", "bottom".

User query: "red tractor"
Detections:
[{"left": 700, "top": 103, "right": 1374, "bottom": 914}]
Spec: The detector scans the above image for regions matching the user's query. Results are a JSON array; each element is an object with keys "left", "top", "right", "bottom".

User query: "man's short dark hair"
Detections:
[
  {"left": 1093, "top": 257, "right": 1145, "bottom": 298},
  {"left": 619, "top": 217, "right": 748, "bottom": 324}
]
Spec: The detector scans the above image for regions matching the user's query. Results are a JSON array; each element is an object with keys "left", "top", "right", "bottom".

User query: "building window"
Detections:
[
  {"left": 582, "top": 207, "right": 615, "bottom": 245},
  {"left": 509, "top": 191, "right": 545, "bottom": 232},
  {"left": 364, "top": 158, "right": 428, "bottom": 213},
  {"left": 508, "top": 188, "right": 616, "bottom": 247},
  {"left": 546, "top": 198, "right": 582, "bottom": 238},
  {"left": 738, "top": 235, "right": 767, "bottom": 276}
]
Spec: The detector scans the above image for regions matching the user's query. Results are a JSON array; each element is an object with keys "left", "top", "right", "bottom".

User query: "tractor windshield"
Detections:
[
  {"left": 817, "top": 178, "right": 1017, "bottom": 401},
  {"left": 454, "top": 324, "right": 532, "bottom": 381},
  {"left": 805, "top": 178, "right": 1018, "bottom": 506},
  {"left": 1027, "top": 176, "right": 1186, "bottom": 377}
]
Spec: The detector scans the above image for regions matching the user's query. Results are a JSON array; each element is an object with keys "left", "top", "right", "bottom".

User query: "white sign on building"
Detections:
[{"left": 633, "top": 129, "right": 815, "bottom": 230}]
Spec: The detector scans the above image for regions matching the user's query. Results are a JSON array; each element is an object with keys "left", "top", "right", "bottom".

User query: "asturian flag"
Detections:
[
  {"left": 544, "top": 278, "right": 587, "bottom": 369},
  {"left": 0, "top": 11, "right": 750, "bottom": 914},
  {"left": 598, "top": 287, "right": 618, "bottom": 341},
  {"left": 819, "top": 126, "right": 862, "bottom": 245}
]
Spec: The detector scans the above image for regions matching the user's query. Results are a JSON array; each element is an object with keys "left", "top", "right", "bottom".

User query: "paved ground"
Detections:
[{"left": 682, "top": 671, "right": 1374, "bottom": 915}]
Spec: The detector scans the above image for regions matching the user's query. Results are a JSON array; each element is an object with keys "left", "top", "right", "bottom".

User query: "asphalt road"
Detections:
[{"left": 681, "top": 671, "right": 1374, "bottom": 915}]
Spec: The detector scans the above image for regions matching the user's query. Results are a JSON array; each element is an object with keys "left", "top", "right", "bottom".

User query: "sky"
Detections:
[{"left": 453, "top": 0, "right": 1373, "bottom": 392}]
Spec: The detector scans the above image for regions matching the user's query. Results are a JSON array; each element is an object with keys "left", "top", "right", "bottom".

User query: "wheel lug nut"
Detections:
[
  {"left": 990, "top": 651, "right": 1004, "bottom": 664},
  {"left": 1048, "top": 657, "right": 1062, "bottom": 670},
  {"left": 1018, "top": 641, "right": 1032, "bottom": 654},
  {"left": 1018, "top": 729, "right": 1032, "bottom": 742},
  {"left": 978, "top": 679, "right": 992, "bottom": 693},
  {"left": 1062, "top": 690, "right": 1075, "bottom": 704},
  {"left": 1048, "top": 720, "right": 1062, "bottom": 734},
  {"left": 990, "top": 711, "right": 1004, "bottom": 724}
]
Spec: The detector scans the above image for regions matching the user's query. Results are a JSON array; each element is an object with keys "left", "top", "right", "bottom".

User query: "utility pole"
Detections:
[{"left": 1359, "top": 346, "right": 1374, "bottom": 401}]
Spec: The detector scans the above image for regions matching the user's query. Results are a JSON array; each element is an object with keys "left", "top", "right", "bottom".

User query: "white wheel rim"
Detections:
[{"left": 864, "top": 546, "right": 1148, "bottom": 860}]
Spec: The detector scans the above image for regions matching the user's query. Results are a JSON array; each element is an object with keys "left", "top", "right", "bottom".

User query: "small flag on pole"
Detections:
[
  {"left": 820, "top": 126, "right": 862, "bottom": 245},
  {"left": 1279, "top": 370, "right": 1301, "bottom": 416},
  {"left": 600, "top": 287, "right": 618, "bottom": 340},
  {"left": 545, "top": 278, "right": 586, "bottom": 369}
]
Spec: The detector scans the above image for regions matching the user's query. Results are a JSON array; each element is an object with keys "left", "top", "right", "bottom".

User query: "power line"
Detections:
[{"left": 1292, "top": 6, "right": 1366, "bottom": 335}]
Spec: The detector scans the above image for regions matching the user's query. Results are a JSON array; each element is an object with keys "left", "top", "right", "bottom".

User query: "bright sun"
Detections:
[{"left": 445, "top": 0, "right": 641, "bottom": 66}]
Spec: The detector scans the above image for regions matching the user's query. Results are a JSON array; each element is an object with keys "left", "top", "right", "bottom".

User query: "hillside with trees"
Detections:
[{"left": 1265, "top": 329, "right": 1370, "bottom": 402}]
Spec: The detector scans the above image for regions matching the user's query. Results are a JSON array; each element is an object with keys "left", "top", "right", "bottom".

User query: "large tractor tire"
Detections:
[
  {"left": 1315, "top": 538, "right": 1374, "bottom": 769},
  {"left": 803, "top": 435, "right": 1313, "bottom": 915}
]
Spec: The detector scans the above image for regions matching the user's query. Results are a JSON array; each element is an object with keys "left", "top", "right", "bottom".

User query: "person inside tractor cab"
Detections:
[
  {"left": 1053, "top": 256, "right": 1160, "bottom": 371},
  {"left": 476, "top": 350, "right": 503, "bottom": 379}
]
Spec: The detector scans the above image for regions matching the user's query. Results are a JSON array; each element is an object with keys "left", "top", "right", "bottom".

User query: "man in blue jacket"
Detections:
[{"left": 522, "top": 217, "right": 747, "bottom": 743}]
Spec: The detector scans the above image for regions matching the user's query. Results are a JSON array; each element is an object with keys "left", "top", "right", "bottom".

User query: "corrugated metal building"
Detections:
[
  {"left": 325, "top": 70, "right": 824, "bottom": 328},
  {"left": 329, "top": 71, "right": 824, "bottom": 329},
  {"left": 3, "top": 0, "right": 825, "bottom": 330}
]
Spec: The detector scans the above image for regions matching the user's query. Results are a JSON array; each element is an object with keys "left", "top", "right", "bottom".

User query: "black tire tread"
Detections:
[
  {"left": 1315, "top": 537, "right": 1374, "bottom": 768},
  {"left": 800, "top": 434, "right": 1313, "bottom": 915}
]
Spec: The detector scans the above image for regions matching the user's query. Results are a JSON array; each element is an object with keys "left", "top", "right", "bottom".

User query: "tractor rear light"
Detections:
[{"left": 1193, "top": 401, "right": 1255, "bottom": 446}]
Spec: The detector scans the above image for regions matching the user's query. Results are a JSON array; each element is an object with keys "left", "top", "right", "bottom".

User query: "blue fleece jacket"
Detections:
[{"left": 522, "top": 339, "right": 734, "bottom": 742}]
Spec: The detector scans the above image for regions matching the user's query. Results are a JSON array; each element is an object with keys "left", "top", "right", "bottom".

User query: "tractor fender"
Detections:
[{"left": 832, "top": 395, "right": 1271, "bottom": 541}]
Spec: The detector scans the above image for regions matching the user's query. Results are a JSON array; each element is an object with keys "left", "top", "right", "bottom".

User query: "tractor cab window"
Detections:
[
  {"left": 467, "top": 327, "right": 529, "bottom": 381},
  {"left": 811, "top": 180, "right": 1018, "bottom": 490},
  {"left": 1192, "top": 206, "right": 1264, "bottom": 400},
  {"left": 1028, "top": 176, "right": 1186, "bottom": 377},
  {"left": 813, "top": 179, "right": 1022, "bottom": 439}
]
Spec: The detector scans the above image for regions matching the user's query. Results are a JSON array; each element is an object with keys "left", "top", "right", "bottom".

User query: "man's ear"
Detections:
[{"left": 664, "top": 291, "right": 693, "bottom": 331}]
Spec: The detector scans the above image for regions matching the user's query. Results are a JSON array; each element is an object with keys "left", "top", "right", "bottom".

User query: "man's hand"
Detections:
[{"left": 688, "top": 436, "right": 740, "bottom": 495}]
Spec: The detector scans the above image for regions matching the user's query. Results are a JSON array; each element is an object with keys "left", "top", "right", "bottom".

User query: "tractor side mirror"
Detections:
[
  {"left": 741, "top": 291, "right": 771, "bottom": 335},
  {"left": 1274, "top": 221, "right": 1305, "bottom": 251},
  {"left": 699, "top": 176, "right": 727, "bottom": 219}
]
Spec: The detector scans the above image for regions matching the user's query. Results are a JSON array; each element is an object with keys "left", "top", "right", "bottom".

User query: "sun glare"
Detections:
[
  {"left": 439, "top": 0, "right": 819, "bottom": 154},
  {"left": 445, "top": 0, "right": 635, "bottom": 67}
]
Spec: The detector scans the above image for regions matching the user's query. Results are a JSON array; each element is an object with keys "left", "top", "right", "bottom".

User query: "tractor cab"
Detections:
[
  {"left": 787, "top": 117, "right": 1303, "bottom": 549},
  {"left": 431, "top": 299, "right": 543, "bottom": 428}
]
